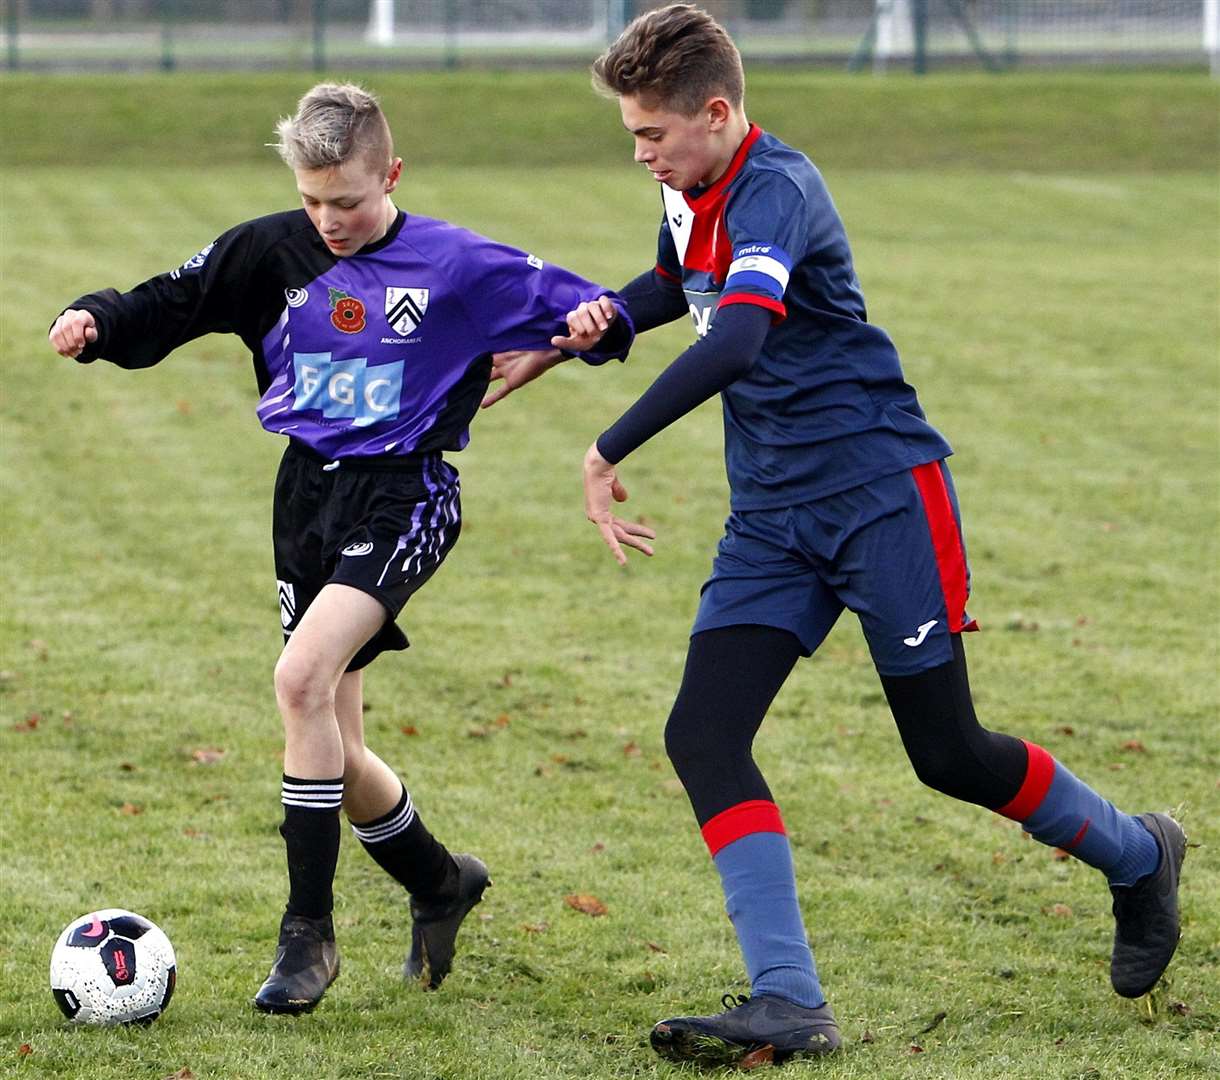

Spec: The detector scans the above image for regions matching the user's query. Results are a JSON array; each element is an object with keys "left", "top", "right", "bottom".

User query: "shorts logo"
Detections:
[
  {"left": 277, "top": 580, "right": 296, "bottom": 629},
  {"left": 903, "top": 619, "right": 938, "bottom": 647},
  {"left": 329, "top": 287, "right": 367, "bottom": 334},
  {"left": 341, "top": 541, "right": 374, "bottom": 557},
  {"left": 526, "top": 254, "right": 544, "bottom": 270},
  {"left": 170, "top": 241, "right": 216, "bottom": 280},
  {"left": 292, "top": 351, "right": 404, "bottom": 428},
  {"left": 384, "top": 286, "right": 429, "bottom": 336},
  {"left": 285, "top": 287, "right": 309, "bottom": 308}
]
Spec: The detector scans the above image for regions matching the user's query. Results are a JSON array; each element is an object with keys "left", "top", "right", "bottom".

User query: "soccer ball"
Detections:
[{"left": 49, "top": 909, "right": 177, "bottom": 1025}]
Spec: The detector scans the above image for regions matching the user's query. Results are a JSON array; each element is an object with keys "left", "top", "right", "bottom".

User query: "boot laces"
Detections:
[{"left": 720, "top": 992, "right": 751, "bottom": 1012}]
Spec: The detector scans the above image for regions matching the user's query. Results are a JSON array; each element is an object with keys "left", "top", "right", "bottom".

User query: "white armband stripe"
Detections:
[{"left": 726, "top": 254, "right": 790, "bottom": 292}]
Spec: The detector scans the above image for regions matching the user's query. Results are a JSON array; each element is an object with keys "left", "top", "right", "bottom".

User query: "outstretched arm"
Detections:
[
  {"left": 596, "top": 303, "right": 771, "bottom": 464},
  {"left": 482, "top": 294, "right": 626, "bottom": 408},
  {"left": 481, "top": 265, "right": 685, "bottom": 409},
  {"left": 583, "top": 303, "right": 772, "bottom": 565}
]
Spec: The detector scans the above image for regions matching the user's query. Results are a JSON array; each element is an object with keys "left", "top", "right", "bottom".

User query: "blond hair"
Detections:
[
  {"left": 273, "top": 82, "right": 393, "bottom": 172},
  {"left": 592, "top": 3, "right": 744, "bottom": 117}
]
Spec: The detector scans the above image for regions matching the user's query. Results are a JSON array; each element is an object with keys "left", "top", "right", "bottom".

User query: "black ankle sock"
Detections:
[
  {"left": 351, "top": 786, "right": 457, "bottom": 900},
  {"left": 279, "top": 774, "right": 343, "bottom": 919}
]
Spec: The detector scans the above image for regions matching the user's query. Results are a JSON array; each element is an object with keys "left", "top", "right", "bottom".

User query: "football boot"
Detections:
[
  {"left": 253, "top": 912, "right": 340, "bottom": 1014},
  {"left": 1110, "top": 812, "right": 1187, "bottom": 998},
  {"left": 405, "top": 853, "right": 490, "bottom": 989},
  {"left": 650, "top": 993, "right": 840, "bottom": 1068}
]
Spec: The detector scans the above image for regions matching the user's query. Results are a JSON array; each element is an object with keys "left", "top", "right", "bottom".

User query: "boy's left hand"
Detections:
[
  {"left": 552, "top": 296, "right": 618, "bottom": 352},
  {"left": 482, "top": 349, "right": 564, "bottom": 408}
]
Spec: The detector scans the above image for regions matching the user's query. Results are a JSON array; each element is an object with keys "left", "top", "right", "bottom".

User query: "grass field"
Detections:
[{"left": 1, "top": 71, "right": 1217, "bottom": 1079}]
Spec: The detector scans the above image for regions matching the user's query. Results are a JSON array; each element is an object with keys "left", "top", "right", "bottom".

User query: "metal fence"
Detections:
[{"left": 2, "top": 1, "right": 1216, "bottom": 72}]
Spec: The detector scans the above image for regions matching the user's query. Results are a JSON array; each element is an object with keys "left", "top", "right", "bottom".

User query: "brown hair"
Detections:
[
  {"left": 273, "top": 82, "right": 393, "bottom": 173},
  {"left": 592, "top": 3, "right": 744, "bottom": 117}
]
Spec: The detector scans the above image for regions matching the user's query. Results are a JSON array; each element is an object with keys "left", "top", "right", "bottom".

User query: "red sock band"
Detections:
[
  {"left": 700, "top": 799, "right": 786, "bottom": 857},
  {"left": 996, "top": 741, "right": 1055, "bottom": 821}
]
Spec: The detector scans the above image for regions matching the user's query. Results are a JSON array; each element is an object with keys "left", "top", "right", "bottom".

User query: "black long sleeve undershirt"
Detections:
[
  {"left": 618, "top": 267, "right": 689, "bottom": 333},
  {"left": 596, "top": 301, "right": 773, "bottom": 465}
]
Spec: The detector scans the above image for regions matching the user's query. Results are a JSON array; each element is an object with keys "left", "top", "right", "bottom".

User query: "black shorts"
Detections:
[{"left": 272, "top": 442, "right": 461, "bottom": 672}]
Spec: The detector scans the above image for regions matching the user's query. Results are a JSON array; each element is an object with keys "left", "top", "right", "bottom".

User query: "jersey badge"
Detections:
[
  {"left": 384, "top": 286, "right": 429, "bottom": 336},
  {"left": 285, "top": 287, "right": 309, "bottom": 309},
  {"left": 328, "top": 287, "right": 367, "bottom": 334}
]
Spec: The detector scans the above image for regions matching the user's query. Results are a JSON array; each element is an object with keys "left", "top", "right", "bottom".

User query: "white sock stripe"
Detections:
[
  {"left": 282, "top": 796, "right": 344, "bottom": 810},
  {"left": 351, "top": 797, "right": 416, "bottom": 842},
  {"left": 281, "top": 781, "right": 344, "bottom": 809}
]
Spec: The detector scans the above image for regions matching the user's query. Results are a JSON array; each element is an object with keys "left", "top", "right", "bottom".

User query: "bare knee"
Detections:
[{"left": 274, "top": 652, "right": 336, "bottom": 721}]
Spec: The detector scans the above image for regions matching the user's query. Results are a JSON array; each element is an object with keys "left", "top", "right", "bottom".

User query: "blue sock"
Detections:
[
  {"left": 1000, "top": 742, "right": 1159, "bottom": 886},
  {"left": 704, "top": 801, "right": 824, "bottom": 1008}
]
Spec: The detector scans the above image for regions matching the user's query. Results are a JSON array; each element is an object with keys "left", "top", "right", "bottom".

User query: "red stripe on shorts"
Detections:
[
  {"left": 912, "top": 461, "right": 978, "bottom": 634},
  {"left": 997, "top": 741, "right": 1056, "bottom": 821},
  {"left": 701, "top": 800, "right": 786, "bottom": 857}
]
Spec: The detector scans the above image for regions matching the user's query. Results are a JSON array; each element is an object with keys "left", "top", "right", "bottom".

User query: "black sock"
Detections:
[
  {"left": 279, "top": 774, "right": 343, "bottom": 919},
  {"left": 351, "top": 785, "right": 457, "bottom": 900}
]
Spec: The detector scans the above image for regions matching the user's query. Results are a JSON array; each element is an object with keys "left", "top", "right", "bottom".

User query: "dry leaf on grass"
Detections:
[{"left": 564, "top": 893, "right": 607, "bottom": 917}]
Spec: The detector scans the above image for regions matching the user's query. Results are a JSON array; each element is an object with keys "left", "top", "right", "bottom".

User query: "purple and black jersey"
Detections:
[
  {"left": 654, "top": 124, "right": 951, "bottom": 510},
  {"left": 69, "top": 208, "right": 632, "bottom": 460}
]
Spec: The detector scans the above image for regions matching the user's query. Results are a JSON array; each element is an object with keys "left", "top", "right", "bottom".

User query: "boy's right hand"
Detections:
[{"left": 49, "top": 309, "right": 98, "bottom": 358}]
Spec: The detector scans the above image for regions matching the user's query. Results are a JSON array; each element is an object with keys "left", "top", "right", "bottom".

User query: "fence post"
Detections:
[
  {"left": 444, "top": 0, "right": 458, "bottom": 70},
  {"left": 1002, "top": 0, "right": 1018, "bottom": 69},
  {"left": 6, "top": 0, "right": 17, "bottom": 71},
  {"left": 313, "top": 0, "right": 326, "bottom": 73},
  {"left": 160, "top": 0, "right": 177, "bottom": 72},
  {"left": 1206, "top": 0, "right": 1219, "bottom": 77},
  {"left": 911, "top": 0, "right": 928, "bottom": 74}
]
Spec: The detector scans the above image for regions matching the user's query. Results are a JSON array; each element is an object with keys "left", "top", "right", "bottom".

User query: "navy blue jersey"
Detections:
[
  {"left": 70, "top": 209, "right": 631, "bottom": 460},
  {"left": 656, "top": 125, "right": 950, "bottom": 510}
]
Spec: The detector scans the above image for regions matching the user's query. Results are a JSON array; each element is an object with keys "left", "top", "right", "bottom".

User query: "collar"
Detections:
[
  {"left": 358, "top": 208, "right": 406, "bottom": 255},
  {"left": 682, "top": 123, "right": 764, "bottom": 211}
]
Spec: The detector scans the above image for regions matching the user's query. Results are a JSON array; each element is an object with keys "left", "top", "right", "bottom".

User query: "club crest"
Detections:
[{"left": 385, "top": 286, "right": 429, "bottom": 336}]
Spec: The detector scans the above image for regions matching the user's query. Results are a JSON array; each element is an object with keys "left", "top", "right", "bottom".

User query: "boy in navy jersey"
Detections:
[
  {"left": 48, "top": 82, "right": 636, "bottom": 1015},
  {"left": 488, "top": 4, "right": 1186, "bottom": 1067}
]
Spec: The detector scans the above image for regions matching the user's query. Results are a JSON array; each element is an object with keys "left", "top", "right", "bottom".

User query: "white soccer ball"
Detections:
[{"left": 49, "top": 909, "right": 177, "bottom": 1025}]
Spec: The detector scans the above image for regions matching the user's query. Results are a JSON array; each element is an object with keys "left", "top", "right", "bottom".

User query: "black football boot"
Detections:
[
  {"left": 405, "top": 853, "right": 490, "bottom": 989},
  {"left": 1110, "top": 812, "right": 1187, "bottom": 998},
  {"left": 254, "top": 912, "right": 340, "bottom": 1014},
  {"left": 651, "top": 993, "right": 840, "bottom": 1068}
]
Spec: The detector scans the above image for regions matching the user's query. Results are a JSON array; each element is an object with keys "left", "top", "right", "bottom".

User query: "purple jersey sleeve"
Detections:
[{"left": 447, "top": 239, "right": 633, "bottom": 364}]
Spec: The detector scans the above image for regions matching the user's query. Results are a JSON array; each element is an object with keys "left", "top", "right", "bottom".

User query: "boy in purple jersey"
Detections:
[
  {"left": 488, "top": 4, "right": 1186, "bottom": 1067},
  {"left": 48, "top": 82, "right": 640, "bottom": 1015}
]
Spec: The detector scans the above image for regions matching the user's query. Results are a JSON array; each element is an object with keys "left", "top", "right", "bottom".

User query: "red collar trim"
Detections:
[{"left": 685, "top": 123, "right": 763, "bottom": 211}]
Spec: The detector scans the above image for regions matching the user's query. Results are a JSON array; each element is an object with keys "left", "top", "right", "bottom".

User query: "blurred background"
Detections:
[{"left": 3, "top": 0, "right": 1218, "bottom": 74}]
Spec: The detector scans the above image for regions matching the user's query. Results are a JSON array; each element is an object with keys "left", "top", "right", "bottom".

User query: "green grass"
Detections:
[{"left": 1, "top": 73, "right": 1218, "bottom": 1078}]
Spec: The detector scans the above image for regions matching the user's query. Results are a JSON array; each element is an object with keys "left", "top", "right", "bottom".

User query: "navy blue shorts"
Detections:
[
  {"left": 692, "top": 461, "right": 978, "bottom": 676},
  {"left": 272, "top": 442, "right": 461, "bottom": 672}
]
